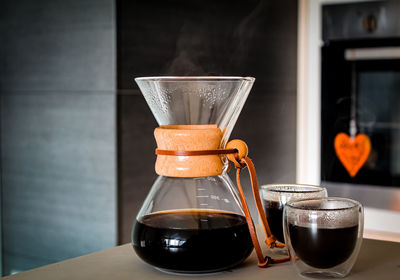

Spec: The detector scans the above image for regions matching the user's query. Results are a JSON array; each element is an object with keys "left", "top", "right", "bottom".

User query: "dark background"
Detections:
[
  {"left": 0, "top": 0, "right": 298, "bottom": 274},
  {"left": 0, "top": 0, "right": 117, "bottom": 275}
]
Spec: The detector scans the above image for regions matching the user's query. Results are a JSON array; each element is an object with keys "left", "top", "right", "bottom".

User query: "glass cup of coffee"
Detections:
[
  {"left": 261, "top": 184, "right": 328, "bottom": 252},
  {"left": 283, "top": 197, "right": 364, "bottom": 278}
]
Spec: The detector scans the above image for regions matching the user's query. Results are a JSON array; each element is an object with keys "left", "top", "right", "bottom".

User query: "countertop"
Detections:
[{"left": 2, "top": 239, "right": 400, "bottom": 280}]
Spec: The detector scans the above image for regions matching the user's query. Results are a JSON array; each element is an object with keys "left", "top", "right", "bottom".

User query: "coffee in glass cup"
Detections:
[
  {"left": 283, "top": 197, "right": 364, "bottom": 278},
  {"left": 261, "top": 184, "right": 328, "bottom": 244}
]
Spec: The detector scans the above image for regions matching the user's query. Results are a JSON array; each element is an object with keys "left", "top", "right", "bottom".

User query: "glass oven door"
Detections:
[{"left": 321, "top": 39, "right": 400, "bottom": 187}]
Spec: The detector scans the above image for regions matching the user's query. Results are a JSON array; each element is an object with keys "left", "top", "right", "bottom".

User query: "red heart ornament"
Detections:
[{"left": 334, "top": 133, "right": 371, "bottom": 177}]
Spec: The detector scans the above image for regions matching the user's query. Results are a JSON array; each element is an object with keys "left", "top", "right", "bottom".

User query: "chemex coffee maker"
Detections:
[{"left": 131, "top": 77, "right": 288, "bottom": 274}]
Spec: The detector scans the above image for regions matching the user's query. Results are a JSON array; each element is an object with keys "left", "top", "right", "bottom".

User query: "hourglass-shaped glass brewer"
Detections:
[{"left": 132, "top": 77, "right": 255, "bottom": 274}]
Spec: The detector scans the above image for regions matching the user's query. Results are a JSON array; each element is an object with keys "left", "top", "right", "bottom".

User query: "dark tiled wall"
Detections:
[
  {"left": 0, "top": 0, "right": 117, "bottom": 275},
  {"left": 117, "top": 0, "right": 297, "bottom": 243}
]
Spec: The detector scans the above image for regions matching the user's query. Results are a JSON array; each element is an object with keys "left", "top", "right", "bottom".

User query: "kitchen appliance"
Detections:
[{"left": 321, "top": 0, "right": 400, "bottom": 209}]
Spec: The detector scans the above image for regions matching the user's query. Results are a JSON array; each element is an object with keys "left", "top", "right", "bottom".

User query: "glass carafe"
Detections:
[{"left": 132, "top": 77, "right": 255, "bottom": 273}]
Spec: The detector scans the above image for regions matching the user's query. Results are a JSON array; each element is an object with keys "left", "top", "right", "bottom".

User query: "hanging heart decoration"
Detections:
[{"left": 334, "top": 133, "right": 371, "bottom": 177}]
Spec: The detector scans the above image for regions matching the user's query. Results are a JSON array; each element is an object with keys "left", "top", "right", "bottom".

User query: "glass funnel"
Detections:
[{"left": 132, "top": 77, "right": 255, "bottom": 273}]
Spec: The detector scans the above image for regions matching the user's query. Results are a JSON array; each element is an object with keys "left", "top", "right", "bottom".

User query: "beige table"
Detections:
[{"left": 3, "top": 239, "right": 400, "bottom": 280}]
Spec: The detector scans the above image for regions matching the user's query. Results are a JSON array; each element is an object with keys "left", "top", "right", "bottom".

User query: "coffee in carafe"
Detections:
[{"left": 133, "top": 209, "right": 253, "bottom": 272}]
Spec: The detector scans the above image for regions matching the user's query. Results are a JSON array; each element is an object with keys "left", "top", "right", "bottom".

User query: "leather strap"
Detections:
[
  {"left": 235, "top": 157, "right": 289, "bottom": 267},
  {"left": 155, "top": 146, "right": 290, "bottom": 267},
  {"left": 156, "top": 148, "right": 238, "bottom": 156}
]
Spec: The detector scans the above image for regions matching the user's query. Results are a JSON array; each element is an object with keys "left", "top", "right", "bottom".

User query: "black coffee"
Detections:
[
  {"left": 288, "top": 224, "right": 358, "bottom": 268},
  {"left": 263, "top": 200, "right": 285, "bottom": 242},
  {"left": 132, "top": 210, "right": 253, "bottom": 273}
]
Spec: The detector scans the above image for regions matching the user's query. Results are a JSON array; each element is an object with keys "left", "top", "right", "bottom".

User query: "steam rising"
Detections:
[{"left": 164, "top": 0, "right": 266, "bottom": 75}]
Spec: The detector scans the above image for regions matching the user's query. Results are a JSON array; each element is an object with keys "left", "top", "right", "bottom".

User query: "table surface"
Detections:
[{"left": 3, "top": 238, "right": 400, "bottom": 280}]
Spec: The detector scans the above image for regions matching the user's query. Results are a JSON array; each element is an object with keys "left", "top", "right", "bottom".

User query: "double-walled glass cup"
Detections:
[
  {"left": 261, "top": 184, "right": 327, "bottom": 247},
  {"left": 284, "top": 198, "right": 364, "bottom": 278}
]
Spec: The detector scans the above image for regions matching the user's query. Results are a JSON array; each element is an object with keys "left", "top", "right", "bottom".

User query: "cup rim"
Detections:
[
  {"left": 285, "top": 197, "right": 361, "bottom": 211},
  {"left": 261, "top": 183, "right": 326, "bottom": 194},
  {"left": 135, "top": 76, "right": 255, "bottom": 82}
]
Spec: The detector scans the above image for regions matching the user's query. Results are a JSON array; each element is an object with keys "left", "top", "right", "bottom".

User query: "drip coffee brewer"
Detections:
[
  {"left": 131, "top": 77, "right": 284, "bottom": 273},
  {"left": 132, "top": 77, "right": 254, "bottom": 273}
]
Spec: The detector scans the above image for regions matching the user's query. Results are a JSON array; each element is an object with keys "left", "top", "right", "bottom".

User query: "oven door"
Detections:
[{"left": 321, "top": 39, "right": 400, "bottom": 192}]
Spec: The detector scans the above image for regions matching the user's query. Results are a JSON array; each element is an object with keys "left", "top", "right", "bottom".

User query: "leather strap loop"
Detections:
[
  {"left": 235, "top": 157, "right": 289, "bottom": 266},
  {"left": 234, "top": 162, "right": 269, "bottom": 267}
]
